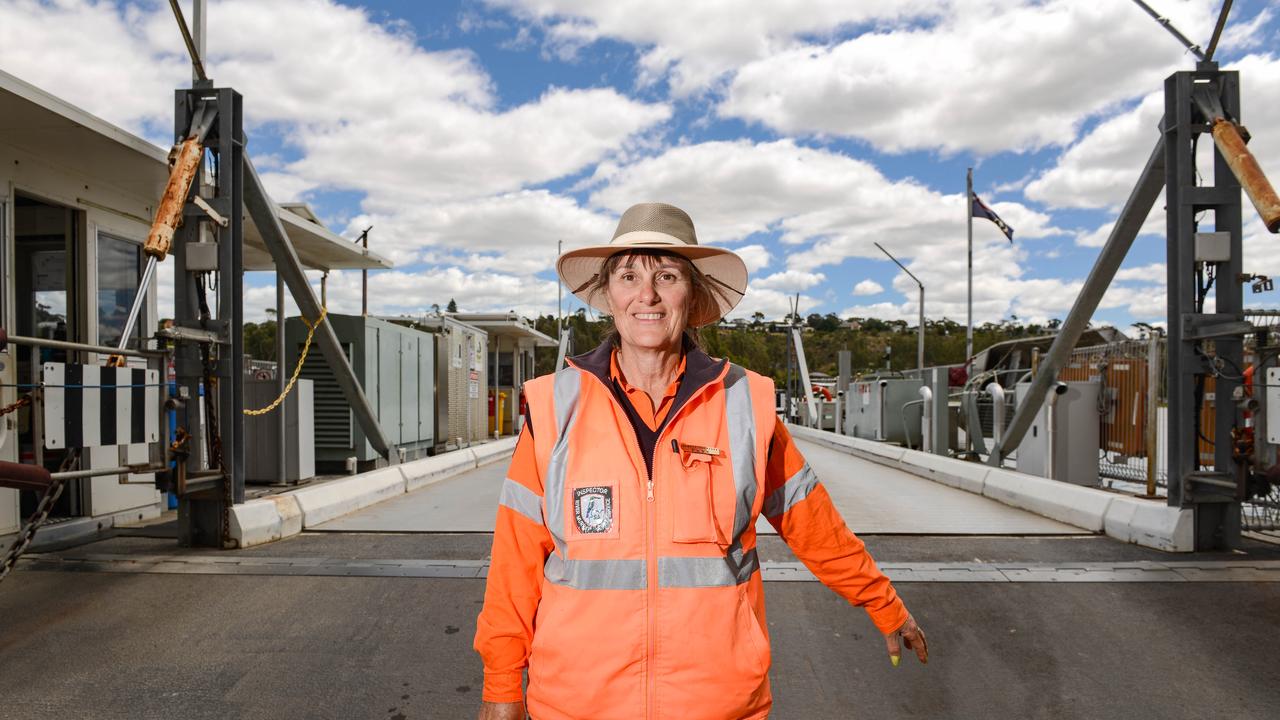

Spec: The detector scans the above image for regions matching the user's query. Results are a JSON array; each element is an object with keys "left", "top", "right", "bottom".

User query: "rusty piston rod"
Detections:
[
  {"left": 113, "top": 103, "right": 217, "bottom": 354},
  {"left": 1192, "top": 84, "right": 1280, "bottom": 233},
  {"left": 1211, "top": 119, "right": 1280, "bottom": 233}
]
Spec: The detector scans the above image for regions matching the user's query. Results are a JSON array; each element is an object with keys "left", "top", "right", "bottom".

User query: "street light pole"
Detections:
[
  {"left": 356, "top": 226, "right": 372, "bottom": 316},
  {"left": 557, "top": 239, "right": 563, "bottom": 341},
  {"left": 874, "top": 242, "right": 925, "bottom": 372},
  {"left": 966, "top": 167, "right": 974, "bottom": 363}
]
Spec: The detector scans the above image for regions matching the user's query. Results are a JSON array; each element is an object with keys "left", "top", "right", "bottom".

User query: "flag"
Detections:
[{"left": 971, "top": 192, "right": 1014, "bottom": 242}]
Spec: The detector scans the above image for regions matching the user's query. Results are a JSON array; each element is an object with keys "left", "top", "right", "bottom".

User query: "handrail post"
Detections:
[
  {"left": 919, "top": 385, "right": 934, "bottom": 453},
  {"left": 986, "top": 382, "right": 1006, "bottom": 455}
]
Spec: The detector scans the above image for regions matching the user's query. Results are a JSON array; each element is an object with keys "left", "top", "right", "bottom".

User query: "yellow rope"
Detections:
[{"left": 243, "top": 306, "right": 327, "bottom": 416}]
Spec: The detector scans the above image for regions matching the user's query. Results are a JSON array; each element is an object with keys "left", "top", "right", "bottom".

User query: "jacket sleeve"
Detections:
[
  {"left": 474, "top": 424, "right": 556, "bottom": 702},
  {"left": 762, "top": 422, "right": 909, "bottom": 635}
]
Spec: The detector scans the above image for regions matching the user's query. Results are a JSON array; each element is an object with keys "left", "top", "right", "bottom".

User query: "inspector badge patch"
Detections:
[{"left": 573, "top": 486, "right": 614, "bottom": 534}]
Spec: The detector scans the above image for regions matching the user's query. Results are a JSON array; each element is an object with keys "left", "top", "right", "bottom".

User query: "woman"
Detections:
[{"left": 475, "top": 203, "right": 927, "bottom": 720}]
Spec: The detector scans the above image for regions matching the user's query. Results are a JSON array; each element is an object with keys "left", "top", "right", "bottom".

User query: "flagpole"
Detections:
[{"left": 966, "top": 167, "right": 974, "bottom": 363}]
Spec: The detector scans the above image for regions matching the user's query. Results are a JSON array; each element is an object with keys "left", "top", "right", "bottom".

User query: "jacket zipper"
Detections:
[{"left": 570, "top": 360, "right": 730, "bottom": 720}]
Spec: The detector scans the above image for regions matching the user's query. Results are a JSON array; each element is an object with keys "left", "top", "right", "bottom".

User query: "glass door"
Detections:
[{"left": 14, "top": 193, "right": 82, "bottom": 516}]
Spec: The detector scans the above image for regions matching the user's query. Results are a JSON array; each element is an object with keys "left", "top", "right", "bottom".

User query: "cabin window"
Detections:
[{"left": 97, "top": 232, "right": 145, "bottom": 349}]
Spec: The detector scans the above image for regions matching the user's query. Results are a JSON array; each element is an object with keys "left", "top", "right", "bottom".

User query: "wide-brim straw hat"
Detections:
[{"left": 557, "top": 202, "right": 748, "bottom": 327}]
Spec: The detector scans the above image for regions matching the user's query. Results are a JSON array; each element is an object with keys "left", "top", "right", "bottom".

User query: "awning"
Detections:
[
  {"left": 243, "top": 202, "right": 391, "bottom": 271},
  {"left": 0, "top": 69, "right": 391, "bottom": 272},
  {"left": 449, "top": 313, "right": 558, "bottom": 348}
]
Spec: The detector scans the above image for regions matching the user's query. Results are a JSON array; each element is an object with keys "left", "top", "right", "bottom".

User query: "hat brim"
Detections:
[{"left": 557, "top": 242, "right": 748, "bottom": 327}]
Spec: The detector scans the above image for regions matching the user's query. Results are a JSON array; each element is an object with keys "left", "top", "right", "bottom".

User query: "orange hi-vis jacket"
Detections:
[{"left": 475, "top": 342, "right": 908, "bottom": 720}]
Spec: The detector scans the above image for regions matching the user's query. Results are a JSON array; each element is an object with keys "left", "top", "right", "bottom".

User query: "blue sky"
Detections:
[{"left": 3, "top": 0, "right": 1279, "bottom": 332}]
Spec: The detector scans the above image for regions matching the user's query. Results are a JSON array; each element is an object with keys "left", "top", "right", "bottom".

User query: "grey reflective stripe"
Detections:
[
  {"left": 658, "top": 548, "right": 760, "bottom": 588},
  {"left": 544, "top": 554, "right": 647, "bottom": 590},
  {"left": 761, "top": 463, "right": 819, "bottom": 518},
  {"left": 723, "top": 364, "right": 758, "bottom": 544},
  {"left": 498, "top": 478, "right": 544, "bottom": 525},
  {"left": 545, "top": 368, "right": 582, "bottom": 551}
]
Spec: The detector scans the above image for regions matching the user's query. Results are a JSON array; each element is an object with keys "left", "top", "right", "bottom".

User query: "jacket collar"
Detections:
[{"left": 569, "top": 335, "right": 727, "bottom": 402}]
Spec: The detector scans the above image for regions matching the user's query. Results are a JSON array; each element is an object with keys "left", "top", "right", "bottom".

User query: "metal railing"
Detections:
[
  {"left": 1063, "top": 329, "right": 1280, "bottom": 531},
  {"left": 1062, "top": 339, "right": 1167, "bottom": 489}
]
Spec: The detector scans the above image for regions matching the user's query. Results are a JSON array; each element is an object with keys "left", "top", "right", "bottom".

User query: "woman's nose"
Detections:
[{"left": 638, "top": 277, "right": 659, "bottom": 302}]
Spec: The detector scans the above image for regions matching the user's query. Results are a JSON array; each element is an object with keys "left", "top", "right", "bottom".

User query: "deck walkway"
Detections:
[{"left": 316, "top": 438, "right": 1084, "bottom": 535}]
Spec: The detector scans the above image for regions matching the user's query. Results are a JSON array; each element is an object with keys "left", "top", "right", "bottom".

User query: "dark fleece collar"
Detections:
[
  {"left": 569, "top": 335, "right": 727, "bottom": 402},
  {"left": 569, "top": 336, "right": 728, "bottom": 474}
]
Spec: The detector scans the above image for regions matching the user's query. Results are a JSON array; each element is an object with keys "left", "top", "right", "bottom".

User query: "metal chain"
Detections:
[
  {"left": 0, "top": 449, "right": 82, "bottom": 586},
  {"left": 0, "top": 393, "right": 32, "bottom": 417},
  {"left": 243, "top": 305, "right": 327, "bottom": 416}
]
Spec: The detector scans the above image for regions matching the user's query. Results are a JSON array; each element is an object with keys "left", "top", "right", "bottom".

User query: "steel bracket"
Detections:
[
  {"left": 187, "top": 196, "right": 230, "bottom": 227},
  {"left": 1181, "top": 313, "right": 1251, "bottom": 341},
  {"left": 1183, "top": 471, "right": 1244, "bottom": 502},
  {"left": 158, "top": 324, "right": 227, "bottom": 345}
]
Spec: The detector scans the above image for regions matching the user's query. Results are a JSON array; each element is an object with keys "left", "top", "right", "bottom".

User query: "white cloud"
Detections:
[
  {"left": 236, "top": 266, "right": 561, "bottom": 324},
  {"left": 732, "top": 244, "right": 771, "bottom": 274},
  {"left": 345, "top": 190, "right": 614, "bottom": 271},
  {"left": 720, "top": 0, "right": 1219, "bottom": 153},
  {"left": 853, "top": 279, "right": 884, "bottom": 296},
  {"left": 1028, "top": 53, "right": 1280, "bottom": 209},
  {"left": 0, "top": 0, "right": 185, "bottom": 132},
  {"left": 0, "top": 0, "right": 670, "bottom": 205},
  {"left": 590, "top": 138, "right": 1074, "bottom": 324},
  {"left": 726, "top": 286, "right": 816, "bottom": 322},
  {"left": 1073, "top": 207, "right": 1165, "bottom": 248},
  {"left": 1114, "top": 263, "right": 1166, "bottom": 282},
  {"left": 485, "top": 0, "right": 936, "bottom": 96},
  {"left": 754, "top": 270, "right": 825, "bottom": 292},
  {"left": 591, "top": 139, "right": 1063, "bottom": 260}
]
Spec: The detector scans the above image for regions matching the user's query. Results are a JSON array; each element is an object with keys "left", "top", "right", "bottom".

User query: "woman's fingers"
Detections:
[
  {"left": 884, "top": 629, "right": 903, "bottom": 667},
  {"left": 903, "top": 623, "right": 929, "bottom": 664},
  {"left": 884, "top": 614, "right": 929, "bottom": 666}
]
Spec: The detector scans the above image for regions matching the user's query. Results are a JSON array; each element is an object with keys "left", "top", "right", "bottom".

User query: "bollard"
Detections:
[{"left": 1046, "top": 382, "right": 1068, "bottom": 481}]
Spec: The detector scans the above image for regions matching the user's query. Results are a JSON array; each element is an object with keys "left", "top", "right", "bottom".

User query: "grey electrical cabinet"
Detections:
[
  {"left": 1014, "top": 380, "right": 1100, "bottom": 486},
  {"left": 244, "top": 378, "right": 315, "bottom": 483},
  {"left": 285, "top": 313, "right": 436, "bottom": 471},
  {"left": 845, "top": 377, "right": 923, "bottom": 447},
  {"left": 428, "top": 317, "right": 488, "bottom": 451}
]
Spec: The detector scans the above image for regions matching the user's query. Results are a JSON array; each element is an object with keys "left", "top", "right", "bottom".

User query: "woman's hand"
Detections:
[
  {"left": 477, "top": 700, "right": 525, "bottom": 720},
  {"left": 884, "top": 613, "right": 929, "bottom": 667}
]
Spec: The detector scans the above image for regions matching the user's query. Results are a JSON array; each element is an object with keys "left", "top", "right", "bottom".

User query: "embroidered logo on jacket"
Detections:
[{"left": 573, "top": 486, "right": 614, "bottom": 533}]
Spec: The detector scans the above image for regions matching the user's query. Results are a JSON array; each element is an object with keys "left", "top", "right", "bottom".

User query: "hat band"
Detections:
[{"left": 611, "top": 230, "right": 687, "bottom": 247}]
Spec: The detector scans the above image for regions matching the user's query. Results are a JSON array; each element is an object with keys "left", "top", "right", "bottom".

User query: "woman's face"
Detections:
[{"left": 605, "top": 254, "right": 691, "bottom": 354}]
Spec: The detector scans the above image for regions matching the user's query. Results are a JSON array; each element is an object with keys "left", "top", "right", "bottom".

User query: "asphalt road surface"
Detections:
[{"left": 2, "top": 445, "right": 1279, "bottom": 719}]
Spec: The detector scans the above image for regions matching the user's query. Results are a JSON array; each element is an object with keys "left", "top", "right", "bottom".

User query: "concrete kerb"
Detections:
[
  {"left": 982, "top": 468, "right": 1113, "bottom": 532},
  {"left": 785, "top": 423, "right": 1193, "bottom": 552},
  {"left": 229, "top": 495, "right": 302, "bottom": 548},
  {"left": 290, "top": 467, "right": 406, "bottom": 528},
  {"left": 1104, "top": 496, "right": 1194, "bottom": 552},
  {"left": 788, "top": 424, "right": 983, "bottom": 493},
  {"left": 470, "top": 436, "right": 520, "bottom": 468},
  {"left": 898, "top": 452, "right": 986, "bottom": 494},
  {"left": 228, "top": 440, "right": 520, "bottom": 548},
  {"left": 401, "top": 451, "right": 479, "bottom": 493}
]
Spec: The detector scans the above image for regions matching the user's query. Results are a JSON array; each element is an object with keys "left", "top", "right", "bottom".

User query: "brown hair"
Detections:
[{"left": 586, "top": 250, "right": 731, "bottom": 349}]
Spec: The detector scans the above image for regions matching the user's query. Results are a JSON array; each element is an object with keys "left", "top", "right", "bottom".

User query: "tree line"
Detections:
[
  {"left": 529, "top": 312, "right": 1065, "bottom": 382},
  {"left": 238, "top": 310, "right": 1067, "bottom": 385}
]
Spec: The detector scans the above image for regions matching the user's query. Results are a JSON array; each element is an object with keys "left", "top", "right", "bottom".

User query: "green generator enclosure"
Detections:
[{"left": 285, "top": 313, "right": 435, "bottom": 471}]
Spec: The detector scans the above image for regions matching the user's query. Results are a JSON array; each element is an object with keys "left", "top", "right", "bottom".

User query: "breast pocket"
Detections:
[{"left": 671, "top": 452, "right": 730, "bottom": 546}]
